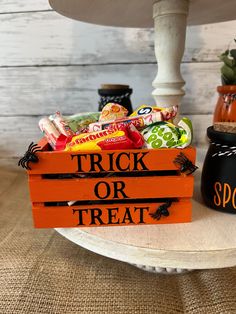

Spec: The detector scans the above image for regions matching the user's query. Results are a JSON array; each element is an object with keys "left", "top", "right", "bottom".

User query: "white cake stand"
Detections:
[
  {"left": 55, "top": 152, "right": 236, "bottom": 274},
  {"left": 49, "top": 0, "right": 236, "bottom": 273}
]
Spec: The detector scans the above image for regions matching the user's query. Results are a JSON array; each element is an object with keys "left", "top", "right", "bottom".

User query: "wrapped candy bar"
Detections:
[
  {"left": 88, "top": 105, "right": 178, "bottom": 132},
  {"left": 130, "top": 104, "right": 174, "bottom": 117},
  {"left": 38, "top": 117, "right": 69, "bottom": 150},
  {"left": 65, "top": 124, "right": 144, "bottom": 152},
  {"left": 99, "top": 103, "right": 128, "bottom": 122},
  {"left": 64, "top": 112, "right": 100, "bottom": 134},
  {"left": 141, "top": 117, "right": 193, "bottom": 149},
  {"left": 49, "top": 111, "right": 74, "bottom": 137}
]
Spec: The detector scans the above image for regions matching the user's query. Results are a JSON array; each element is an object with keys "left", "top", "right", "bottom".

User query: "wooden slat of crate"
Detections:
[
  {"left": 32, "top": 199, "right": 192, "bottom": 228},
  {"left": 29, "top": 175, "right": 194, "bottom": 202},
  {"left": 27, "top": 139, "right": 196, "bottom": 174}
]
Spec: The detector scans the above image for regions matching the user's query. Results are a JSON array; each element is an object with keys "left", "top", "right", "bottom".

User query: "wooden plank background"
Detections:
[{"left": 1, "top": 2, "right": 235, "bottom": 159}]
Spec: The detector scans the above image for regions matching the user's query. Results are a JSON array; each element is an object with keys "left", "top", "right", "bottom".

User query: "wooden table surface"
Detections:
[{"left": 1, "top": 162, "right": 236, "bottom": 311}]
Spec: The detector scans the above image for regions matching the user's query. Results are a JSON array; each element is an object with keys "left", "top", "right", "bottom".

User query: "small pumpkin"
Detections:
[
  {"left": 213, "top": 40, "right": 236, "bottom": 122},
  {"left": 213, "top": 86, "right": 236, "bottom": 122}
]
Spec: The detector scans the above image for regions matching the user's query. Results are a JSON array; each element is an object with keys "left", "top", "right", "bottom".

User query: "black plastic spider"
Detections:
[
  {"left": 18, "top": 142, "right": 41, "bottom": 170},
  {"left": 174, "top": 152, "right": 198, "bottom": 175},
  {"left": 149, "top": 200, "right": 172, "bottom": 221}
]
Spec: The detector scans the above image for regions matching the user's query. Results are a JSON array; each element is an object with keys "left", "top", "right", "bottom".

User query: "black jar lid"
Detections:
[
  {"left": 207, "top": 126, "right": 236, "bottom": 145},
  {"left": 98, "top": 84, "right": 132, "bottom": 96}
]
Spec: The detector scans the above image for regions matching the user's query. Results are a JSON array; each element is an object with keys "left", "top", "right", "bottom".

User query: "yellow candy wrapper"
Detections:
[{"left": 130, "top": 104, "right": 176, "bottom": 119}]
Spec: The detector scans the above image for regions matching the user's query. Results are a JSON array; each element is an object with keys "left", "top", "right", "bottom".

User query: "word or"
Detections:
[{"left": 94, "top": 181, "right": 128, "bottom": 199}]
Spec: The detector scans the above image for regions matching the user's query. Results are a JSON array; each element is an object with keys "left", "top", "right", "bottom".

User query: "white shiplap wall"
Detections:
[{"left": 1, "top": 1, "right": 236, "bottom": 160}]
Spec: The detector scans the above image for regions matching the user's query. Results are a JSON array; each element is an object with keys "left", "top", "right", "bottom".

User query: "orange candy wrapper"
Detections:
[
  {"left": 65, "top": 124, "right": 144, "bottom": 152},
  {"left": 99, "top": 103, "right": 128, "bottom": 122}
]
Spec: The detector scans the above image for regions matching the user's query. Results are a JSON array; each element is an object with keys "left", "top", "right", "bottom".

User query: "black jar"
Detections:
[
  {"left": 98, "top": 84, "right": 133, "bottom": 115},
  {"left": 201, "top": 126, "right": 236, "bottom": 214}
]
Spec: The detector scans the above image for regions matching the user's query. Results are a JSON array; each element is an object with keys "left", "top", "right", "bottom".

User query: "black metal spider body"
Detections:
[
  {"left": 150, "top": 200, "right": 172, "bottom": 221},
  {"left": 18, "top": 142, "right": 41, "bottom": 170},
  {"left": 174, "top": 152, "right": 198, "bottom": 175}
]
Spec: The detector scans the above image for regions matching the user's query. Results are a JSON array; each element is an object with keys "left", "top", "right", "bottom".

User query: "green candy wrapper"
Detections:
[
  {"left": 141, "top": 117, "right": 193, "bottom": 149},
  {"left": 64, "top": 112, "right": 100, "bottom": 133}
]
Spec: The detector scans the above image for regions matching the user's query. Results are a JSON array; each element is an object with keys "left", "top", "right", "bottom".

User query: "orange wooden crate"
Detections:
[{"left": 27, "top": 138, "right": 196, "bottom": 228}]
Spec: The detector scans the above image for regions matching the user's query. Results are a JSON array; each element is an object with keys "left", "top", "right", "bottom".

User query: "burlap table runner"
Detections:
[{"left": 0, "top": 167, "right": 236, "bottom": 313}]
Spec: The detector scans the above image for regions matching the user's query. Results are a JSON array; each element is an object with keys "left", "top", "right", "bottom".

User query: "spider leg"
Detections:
[
  {"left": 18, "top": 158, "right": 22, "bottom": 166},
  {"left": 174, "top": 158, "right": 183, "bottom": 165},
  {"left": 29, "top": 144, "right": 38, "bottom": 153},
  {"left": 166, "top": 200, "right": 172, "bottom": 207},
  {"left": 155, "top": 213, "right": 161, "bottom": 220},
  {"left": 18, "top": 156, "right": 27, "bottom": 168},
  {"left": 28, "top": 142, "right": 34, "bottom": 151},
  {"left": 20, "top": 159, "right": 26, "bottom": 169},
  {"left": 150, "top": 211, "right": 161, "bottom": 220},
  {"left": 179, "top": 152, "right": 188, "bottom": 160},
  {"left": 32, "top": 144, "right": 41, "bottom": 150},
  {"left": 174, "top": 153, "right": 195, "bottom": 173},
  {"left": 25, "top": 160, "right": 31, "bottom": 170},
  {"left": 22, "top": 158, "right": 29, "bottom": 169},
  {"left": 32, "top": 147, "right": 42, "bottom": 153},
  {"left": 177, "top": 155, "right": 188, "bottom": 164},
  {"left": 175, "top": 155, "right": 185, "bottom": 163},
  {"left": 19, "top": 156, "right": 28, "bottom": 169},
  {"left": 31, "top": 143, "right": 39, "bottom": 150},
  {"left": 174, "top": 154, "right": 185, "bottom": 162},
  {"left": 186, "top": 165, "right": 198, "bottom": 175},
  {"left": 174, "top": 159, "right": 184, "bottom": 168}
]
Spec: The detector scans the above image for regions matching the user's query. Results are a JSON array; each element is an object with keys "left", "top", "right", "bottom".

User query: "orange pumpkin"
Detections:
[{"left": 213, "top": 85, "right": 236, "bottom": 122}]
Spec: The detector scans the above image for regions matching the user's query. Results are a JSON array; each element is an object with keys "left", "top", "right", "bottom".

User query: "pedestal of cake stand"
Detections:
[{"left": 49, "top": 0, "right": 236, "bottom": 109}]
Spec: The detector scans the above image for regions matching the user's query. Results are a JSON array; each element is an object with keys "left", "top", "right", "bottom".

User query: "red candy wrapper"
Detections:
[
  {"left": 49, "top": 111, "right": 74, "bottom": 137},
  {"left": 98, "top": 124, "right": 144, "bottom": 150},
  {"left": 65, "top": 124, "right": 144, "bottom": 152},
  {"left": 39, "top": 117, "right": 70, "bottom": 150}
]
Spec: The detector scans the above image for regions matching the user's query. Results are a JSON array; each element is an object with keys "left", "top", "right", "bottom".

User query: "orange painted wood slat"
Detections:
[
  {"left": 27, "top": 145, "right": 196, "bottom": 174},
  {"left": 32, "top": 200, "right": 192, "bottom": 228},
  {"left": 29, "top": 175, "right": 194, "bottom": 202}
]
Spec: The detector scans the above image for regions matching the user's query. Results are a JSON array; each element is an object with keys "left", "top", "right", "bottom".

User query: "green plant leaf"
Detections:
[
  {"left": 221, "top": 74, "right": 231, "bottom": 85},
  {"left": 230, "top": 49, "right": 236, "bottom": 60},
  {"left": 220, "top": 54, "right": 234, "bottom": 67},
  {"left": 233, "top": 66, "right": 236, "bottom": 78},
  {"left": 221, "top": 64, "right": 235, "bottom": 81},
  {"left": 219, "top": 50, "right": 228, "bottom": 59}
]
